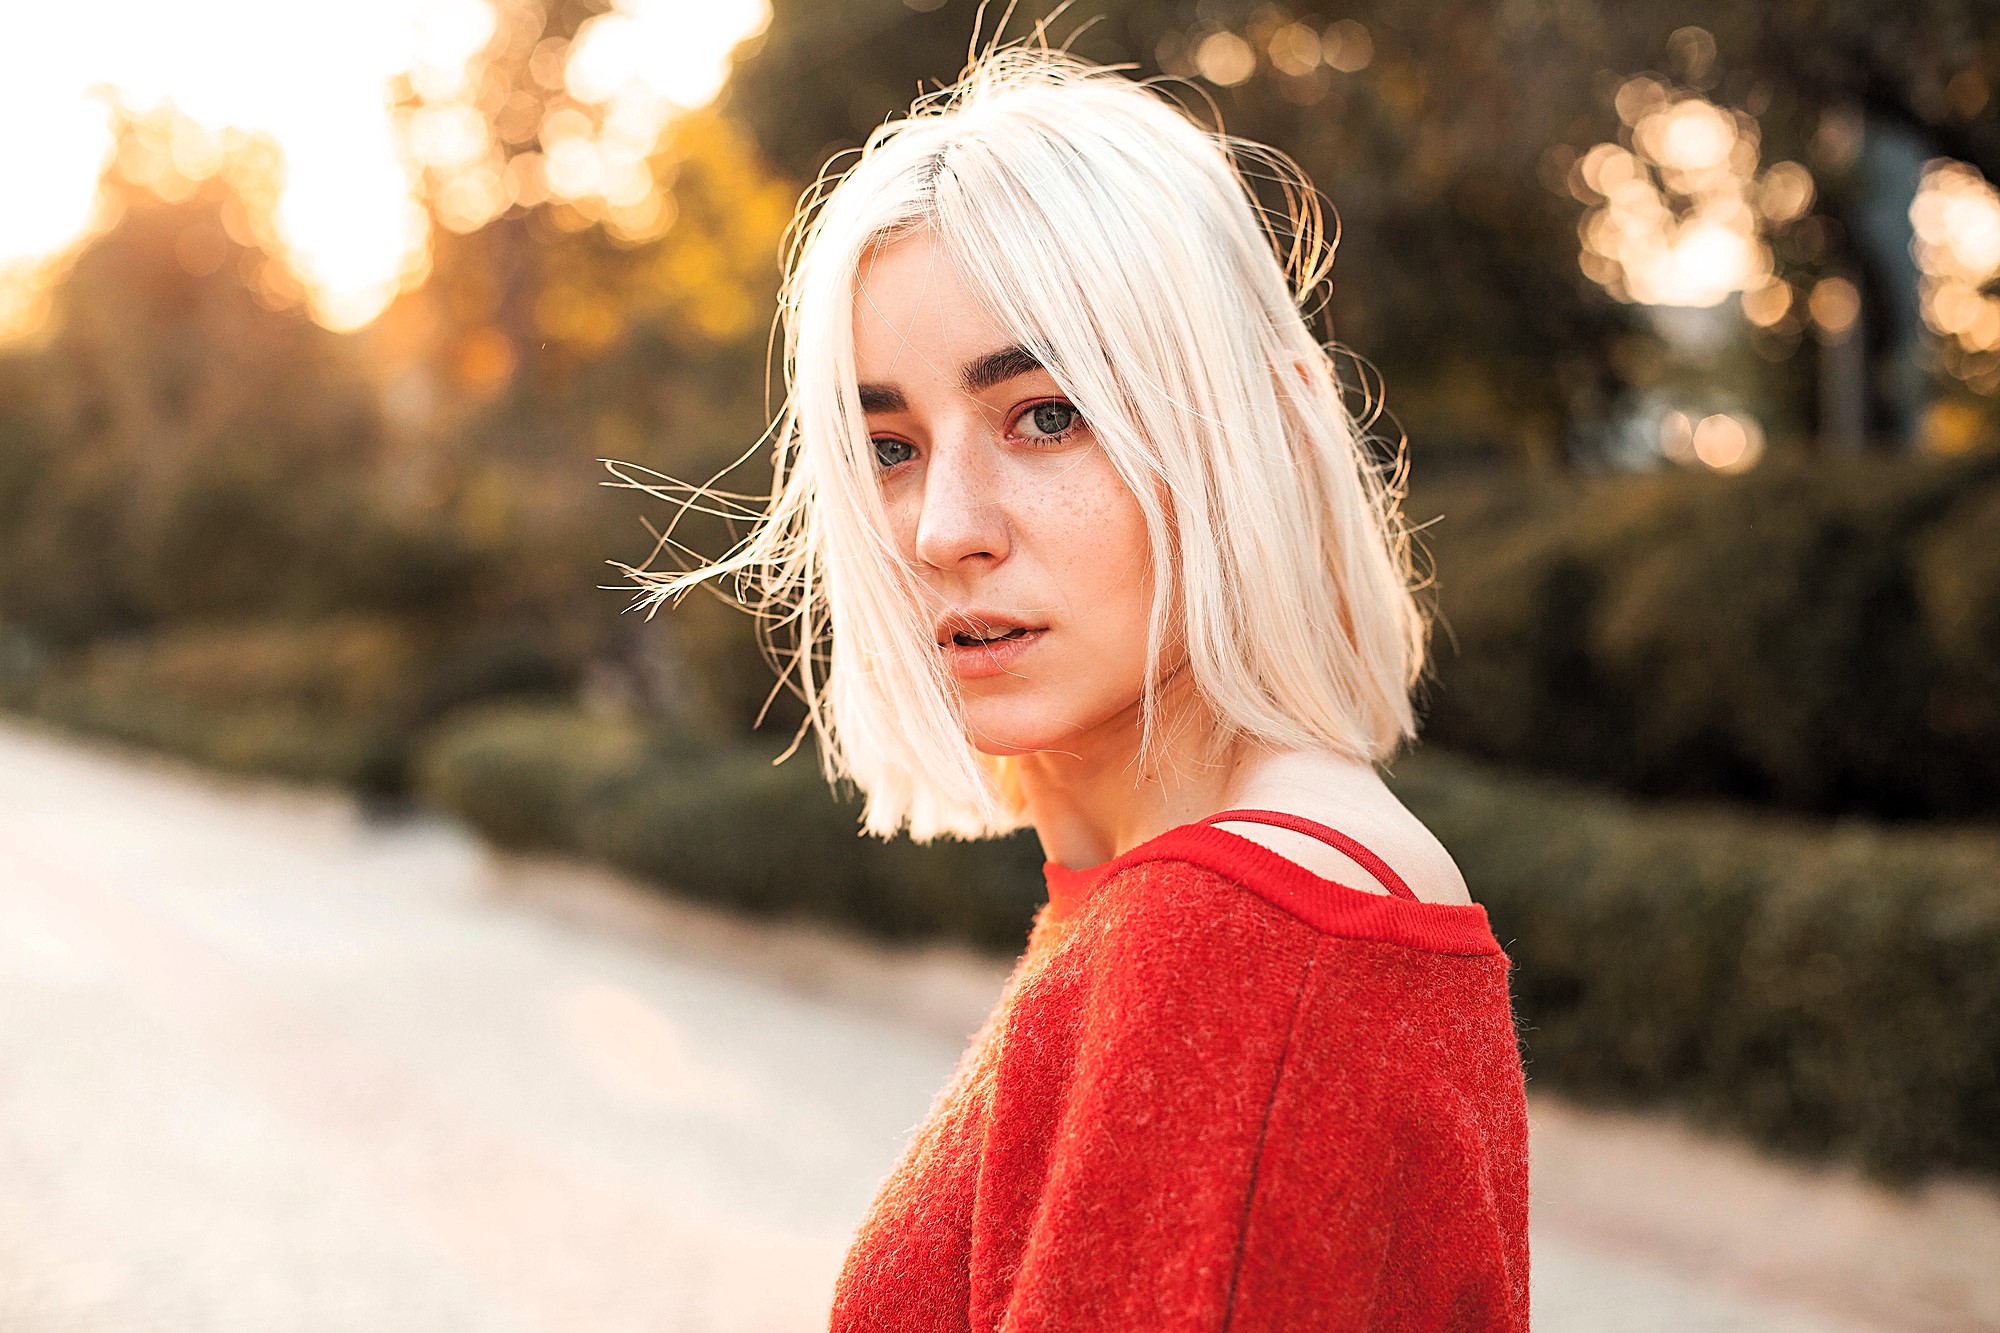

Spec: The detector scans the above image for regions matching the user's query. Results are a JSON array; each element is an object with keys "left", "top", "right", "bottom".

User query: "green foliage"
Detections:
[
  {"left": 1390, "top": 752, "right": 2000, "bottom": 1180},
  {"left": 725, "top": 0, "right": 1626, "bottom": 464},
  {"left": 28, "top": 617, "right": 427, "bottom": 787},
  {"left": 726, "top": 0, "right": 2000, "bottom": 465},
  {"left": 1415, "top": 450, "right": 2000, "bottom": 819},
  {"left": 411, "top": 702, "right": 658, "bottom": 850},
  {"left": 412, "top": 702, "right": 1046, "bottom": 950},
  {"left": 17, "top": 616, "right": 583, "bottom": 794},
  {"left": 1915, "top": 483, "right": 2000, "bottom": 718},
  {"left": 0, "top": 190, "right": 474, "bottom": 646}
]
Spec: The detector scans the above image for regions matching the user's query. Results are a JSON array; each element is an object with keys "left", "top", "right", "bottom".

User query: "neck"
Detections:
[{"left": 1012, "top": 673, "right": 1263, "bottom": 870}]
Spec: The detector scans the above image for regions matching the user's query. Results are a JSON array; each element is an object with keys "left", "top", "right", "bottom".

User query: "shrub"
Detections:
[
  {"left": 1390, "top": 752, "right": 2000, "bottom": 1180},
  {"left": 580, "top": 745, "right": 868, "bottom": 916},
  {"left": 14, "top": 616, "right": 583, "bottom": 796},
  {"left": 412, "top": 703, "right": 1046, "bottom": 951},
  {"left": 413, "top": 702, "right": 663, "bottom": 851},
  {"left": 1413, "top": 449, "right": 2000, "bottom": 820},
  {"left": 27, "top": 616, "right": 427, "bottom": 787}
]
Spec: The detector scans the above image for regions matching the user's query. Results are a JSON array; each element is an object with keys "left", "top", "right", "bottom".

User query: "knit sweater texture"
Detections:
[{"left": 828, "top": 811, "right": 1530, "bottom": 1331}]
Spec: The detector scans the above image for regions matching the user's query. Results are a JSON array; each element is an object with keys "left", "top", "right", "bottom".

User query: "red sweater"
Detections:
[{"left": 829, "top": 809, "right": 1530, "bottom": 1331}]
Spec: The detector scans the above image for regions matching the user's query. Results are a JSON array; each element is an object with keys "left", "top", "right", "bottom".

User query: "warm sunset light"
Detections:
[
  {"left": 1911, "top": 159, "right": 2000, "bottom": 390},
  {"left": 1571, "top": 64, "right": 1811, "bottom": 312},
  {"left": 1808, "top": 275, "right": 1861, "bottom": 339},
  {"left": 1690, "top": 411, "right": 1764, "bottom": 471},
  {"left": 0, "top": 0, "right": 771, "bottom": 340},
  {"left": 1659, "top": 406, "right": 1766, "bottom": 472},
  {"left": 1179, "top": 15, "right": 1371, "bottom": 96}
]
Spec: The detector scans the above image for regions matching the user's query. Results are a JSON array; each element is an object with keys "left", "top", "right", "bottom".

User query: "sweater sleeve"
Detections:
[{"left": 990, "top": 873, "right": 1335, "bottom": 1333}]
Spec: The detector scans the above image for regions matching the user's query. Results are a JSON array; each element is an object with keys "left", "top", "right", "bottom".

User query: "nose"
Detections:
[{"left": 912, "top": 425, "right": 1011, "bottom": 571}]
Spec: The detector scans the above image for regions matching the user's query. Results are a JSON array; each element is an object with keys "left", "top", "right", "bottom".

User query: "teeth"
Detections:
[{"left": 953, "top": 626, "right": 1029, "bottom": 646}]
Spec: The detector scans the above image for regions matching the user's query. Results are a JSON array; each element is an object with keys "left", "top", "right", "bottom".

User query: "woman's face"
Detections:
[{"left": 852, "top": 231, "right": 1158, "bottom": 758}]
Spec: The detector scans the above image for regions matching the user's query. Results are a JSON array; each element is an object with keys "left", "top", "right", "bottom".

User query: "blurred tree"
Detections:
[
  {"left": 723, "top": 0, "right": 2000, "bottom": 465},
  {"left": 6, "top": 0, "right": 1994, "bottom": 805},
  {"left": 391, "top": 104, "right": 798, "bottom": 737},
  {"left": 0, "top": 173, "right": 446, "bottom": 644},
  {"left": 0, "top": 62, "right": 803, "bottom": 741}
]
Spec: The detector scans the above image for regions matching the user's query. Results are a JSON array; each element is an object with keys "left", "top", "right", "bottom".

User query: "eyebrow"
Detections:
[
  {"left": 856, "top": 344, "right": 1046, "bottom": 414},
  {"left": 962, "top": 344, "right": 1045, "bottom": 393}
]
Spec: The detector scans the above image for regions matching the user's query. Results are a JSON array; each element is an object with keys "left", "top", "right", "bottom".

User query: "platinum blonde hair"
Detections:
[{"left": 627, "top": 44, "right": 1428, "bottom": 843}]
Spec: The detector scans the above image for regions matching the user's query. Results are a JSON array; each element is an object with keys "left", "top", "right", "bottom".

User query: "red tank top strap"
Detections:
[{"left": 1199, "top": 808, "right": 1420, "bottom": 902}]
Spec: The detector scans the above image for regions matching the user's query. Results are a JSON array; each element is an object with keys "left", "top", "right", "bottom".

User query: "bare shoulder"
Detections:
[{"left": 1211, "top": 750, "right": 1474, "bottom": 907}]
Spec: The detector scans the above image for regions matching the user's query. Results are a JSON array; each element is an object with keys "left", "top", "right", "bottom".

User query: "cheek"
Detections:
[
  {"left": 1105, "top": 513, "right": 1156, "bottom": 656},
  {"left": 882, "top": 491, "right": 918, "bottom": 559},
  {"left": 1049, "top": 466, "right": 1156, "bottom": 666}
]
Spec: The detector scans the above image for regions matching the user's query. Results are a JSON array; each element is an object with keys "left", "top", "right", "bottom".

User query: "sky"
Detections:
[{"left": 0, "top": 0, "right": 771, "bottom": 336}]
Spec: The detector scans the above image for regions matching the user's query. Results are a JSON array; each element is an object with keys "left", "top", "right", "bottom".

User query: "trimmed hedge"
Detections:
[
  {"left": 13, "top": 616, "right": 579, "bottom": 793},
  {"left": 1391, "top": 752, "right": 2000, "bottom": 1181},
  {"left": 411, "top": 701, "right": 663, "bottom": 850},
  {"left": 1413, "top": 449, "right": 2000, "bottom": 821},
  {"left": 27, "top": 617, "right": 424, "bottom": 787},
  {"left": 413, "top": 702, "right": 1047, "bottom": 951},
  {"left": 415, "top": 702, "right": 2000, "bottom": 1180}
]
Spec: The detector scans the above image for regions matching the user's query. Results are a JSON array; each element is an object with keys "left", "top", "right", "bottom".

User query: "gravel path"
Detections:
[{"left": 1, "top": 718, "right": 1994, "bottom": 1331}]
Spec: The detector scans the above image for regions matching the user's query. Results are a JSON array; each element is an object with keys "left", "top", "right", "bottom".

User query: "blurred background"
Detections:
[{"left": 1, "top": 0, "right": 1997, "bottom": 1329}]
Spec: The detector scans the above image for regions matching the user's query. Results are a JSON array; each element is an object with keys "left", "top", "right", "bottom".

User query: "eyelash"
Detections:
[
  {"left": 1010, "top": 398, "right": 1085, "bottom": 445},
  {"left": 870, "top": 398, "right": 1085, "bottom": 473}
]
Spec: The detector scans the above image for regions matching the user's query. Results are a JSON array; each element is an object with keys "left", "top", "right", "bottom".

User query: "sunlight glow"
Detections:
[
  {"left": 1691, "top": 411, "right": 1763, "bottom": 472},
  {"left": 1194, "top": 33, "right": 1257, "bottom": 88},
  {"left": 1, "top": 0, "right": 496, "bottom": 336},
  {"left": 1911, "top": 160, "right": 2000, "bottom": 390},
  {"left": 0, "top": 0, "right": 771, "bottom": 339},
  {"left": 558, "top": 0, "right": 772, "bottom": 241},
  {"left": 1573, "top": 75, "right": 1810, "bottom": 311},
  {"left": 1660, "top": 407, "right": 1765, "bottom": 473}
]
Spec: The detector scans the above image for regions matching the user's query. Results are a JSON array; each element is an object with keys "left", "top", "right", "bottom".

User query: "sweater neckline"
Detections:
[{"left": 1040, "top": 821, "right": 1502, "bottom": 957}]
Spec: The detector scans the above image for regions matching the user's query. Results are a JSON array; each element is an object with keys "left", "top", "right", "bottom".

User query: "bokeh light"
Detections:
[
  {"left": 1659, "top": 406, "right": 1765, "bottom": 473},
  {"left": 1808, "top": 275, "right": 1861, "bottom": 339},
  {"left": 1572, "top": 62, "right": 1811, "bottom": 312},
  {"left": 0, "top": 0, "right": 771, "bottom": 340},
  {"left": 1182, "top": 15, "right": 1371, "bottom": 95},
  {"left": 1910, "top": 159, "right": 2000, "bottom": 391},
  {"left": 1691, "top": 411, "right": 1764, "bottom": 471},
  {"left": 1740, "top": 276, "right": 1793, "bottom": 328},
  {"left": 1321, "top": 20, "right": 1374, "bottom": 74},
  {"left": 1195, "top": 33, "right": 1257, "bottom": 88}
]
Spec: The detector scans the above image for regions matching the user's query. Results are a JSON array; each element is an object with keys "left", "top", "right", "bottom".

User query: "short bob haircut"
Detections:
[{"left": 631, "top": 44, "right": 1428, "bottom": 844}]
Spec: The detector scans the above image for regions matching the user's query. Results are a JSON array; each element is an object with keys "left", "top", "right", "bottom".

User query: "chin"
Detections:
[
  {"left": 964, "top": 728, "right": 1054, "bottom": 759},
  {"left": 959, "top": 694, "right": 1127, "bottom": 757}
]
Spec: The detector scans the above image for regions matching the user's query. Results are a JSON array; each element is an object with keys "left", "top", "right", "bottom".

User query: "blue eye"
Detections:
[
  {"left": 873, "top": 436, "right": 915, "bottom": 470},
  {"left": 1016, "top": 400, "right": 1081, "bottom": 441}
]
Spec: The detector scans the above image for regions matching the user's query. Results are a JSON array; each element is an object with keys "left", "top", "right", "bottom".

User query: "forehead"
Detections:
[{"left": 852, "top": 232, "right": 1015, "bottom": 381}]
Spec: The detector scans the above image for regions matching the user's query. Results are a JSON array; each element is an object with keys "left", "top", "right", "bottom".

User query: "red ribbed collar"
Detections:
[{"left": 1041, "top": 823, "right": 1504, "bottom": 958}]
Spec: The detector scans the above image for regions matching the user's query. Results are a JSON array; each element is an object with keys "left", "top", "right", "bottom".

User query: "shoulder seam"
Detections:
[{"left": 1219, "top": 944, "right": 1319, "bottom": 1330}]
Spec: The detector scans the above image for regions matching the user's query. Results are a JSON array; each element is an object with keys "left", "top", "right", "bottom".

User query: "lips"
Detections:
[
  {"left": 935, "top": 610, "right": 1048, "bottom": 648},
  {"left": 937, "top": 622, "right": 1047, "bottom": 680}
]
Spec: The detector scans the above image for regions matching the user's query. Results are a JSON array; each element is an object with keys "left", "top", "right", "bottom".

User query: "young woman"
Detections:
[{"left": 639, "top": 44, "right": 1528, "bottom": 1333}]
